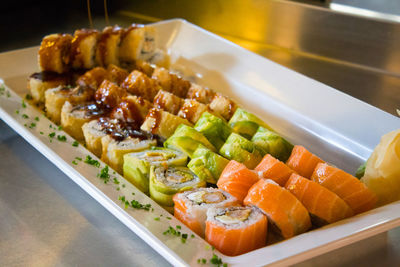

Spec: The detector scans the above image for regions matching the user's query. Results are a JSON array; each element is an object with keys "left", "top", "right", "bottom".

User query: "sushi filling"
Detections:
[
  {"left": 154, "top": 167, "right": 200, "bottom": 189},
  {"left": 187, "top": 190, "right": 226, "bottom": 205},
  {"left": 144, "top": 151, "right": 176, "bottom": 162},
  {"left": 215, "top": 208, "right": 251, "bottom": 224}
]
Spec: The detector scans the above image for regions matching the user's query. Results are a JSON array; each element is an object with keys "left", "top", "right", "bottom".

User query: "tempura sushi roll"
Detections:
[
  {"left": 121, "top": 70, "right": 161, "bottom": 101},
  {"left": 76, "top": 67, "right": 108, "bottom": 90},
  {"left": 229, "top": 108, "right": 272, "bottom": 139},
  {"left": 219, "top": 133, "right": 263, "bottom": 169},
  {"left": 173, "top": 188, "right": 238, "bottom": 237},
  {"left": 28, "top": 72, "right": 71, "bottom": 103},
  {"left": 123, "top": 147, "right": 187, "bottom": 194},
  {"left": 96, "top": 26, "right": 122, "bottom": 67},
  {"left": 153, "top": 90, "right": 183, "bottom": 115},
  {"left": 45, "top": 85, "right": 94, "bottom": 124},
  {"left": 70, "top": 29, "right": 99, "bottom": 69},
  {"left": 188, "top": 145, "right": 229, "bottom": 184},
  {"left": 110, "top": 95, "right": 152, "bottom": 124},
  {"left": 209, "top": 93, "right": 237, "bottom": 121},
  {"left": 140, "top": 108, "right": 192, "bottom": 139},
  {"left": 164, "top": 124, "right": 216, "bottom": 158},
  {"left": 252, "top": 127, "right": 293, "bottom": 162},
  {"left": 286, "top": 145, "right": 324, "bottom": 178},
  {"left": 101, "top": 135, "right": 156, "bottom": 174},
  {"left": 186, "top": 83, "right": 215, "bottom": 104},
  {"left": 149, "top": 166, "right": 206, "bottom": 211},
  {"left": 61, "top": 101, "right": 104, "bottom": 141},
  {"left": 217, "top": 160, "right": 259, "bottom": 203},
  {"left": 254, "top": 154, "right": 295, "bottom": 186},
  {"left": 94, "top": 80, "right": 127, "bottom": 110},
  {"left": 205, "top": 206, "right": 267, "bottom": 256},
  {"left": 244, "top": 179, "right": 311, "bottom": 239},
  {"left": 82, "top": 119, "right": 108, "bottom": 157},
  {"left": 311, "top": 163, "right": 377, "bottom": 214},
  {"left": 38, "top": 33, "right": 72, "bottom": 73},
  {"left": 194, "top": 112, "right": 231, "bottom": 150},
  {"left": 119, "top": 25, "right": 157, "bottom": 62},
  {"left": 177, "top": 99, "right": 210, "bottom": 124},
  {"left": 285, "top": 173, "right": 354, "bottom": 226},
  {"left": 151, "top": 67, "right": 191, "bottom": 98},
  {"left": 134, "top": 60, "right": 155, "bottom": 77}
]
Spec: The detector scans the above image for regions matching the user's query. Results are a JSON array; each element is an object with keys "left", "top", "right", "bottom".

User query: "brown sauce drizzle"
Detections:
[
  {"left": 71, "top": 102, "right": 107, "bottom": 118},
  {"left": 179, "top": 100, "right": 197, "bottom": 122},
  {"left": 70, "top": 29, "right": 98, "bottom": 66},
  {"left": 146, "top": 108, "right": 162, "bottom": 134},
  {"left": 97, "top": 26, "right": 122, "bottom": 66}
]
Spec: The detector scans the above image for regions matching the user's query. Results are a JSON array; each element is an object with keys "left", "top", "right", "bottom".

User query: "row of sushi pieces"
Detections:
[{"left": 37, "top": 24, "right": 165, "bottom": 74}]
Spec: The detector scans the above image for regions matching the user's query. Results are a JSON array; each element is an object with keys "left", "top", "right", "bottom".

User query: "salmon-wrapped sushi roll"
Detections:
[
  {"left": 286, "top": 145, "right": 324, "bottom": 178},
  {"left": 255, "top": 154, "right": 295, "bottom": 186},
  {"left": 96, "top": 26, "right": 122, "bottom": 67},
  {"left": 244, "top": 179, "right": 311, "bottom": 239},
  {"left": 217, "top": 160, "right": 259, "bottom": 203},
  {"left": 70, "top": 29, "right": 99, "bottom": 69},
  {"left": 38, "top": 33, "right": 72, "bottom": 73},
  {"left": 205, "top": 206, "right": 267, "bottom": 256},
  {"left": 173, "top": 188, "right": 238, "bottom": 237},
  {"left": 153, "top": 90, "right": 183, "bottom": 115},
  {"left": 312, "top": 163, "right": 377, "bottom": 214},
  {"left": 119, "top": 25, "right": 157, "bottom": 62},
  {"left": 151, "top": 67, "right": 191, "bottom": 98},
  {"left": 285, "top": 173, "right": 354, "bottom": 226}
]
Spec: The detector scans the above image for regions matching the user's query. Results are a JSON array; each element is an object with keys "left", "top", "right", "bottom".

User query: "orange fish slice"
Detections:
[
  {"left": 255, "top": 154, "right": 295, "bottom": 186},
  {"left": 286, "top": 145, "right": 324, "bottom": 178}
]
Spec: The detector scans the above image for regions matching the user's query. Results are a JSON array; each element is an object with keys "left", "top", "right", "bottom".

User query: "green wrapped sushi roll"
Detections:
[
  {"left": 228, "top": 108, "right": 272, "bottom": 139},
  {"left": 188, "top": 145, "right": 229, "bottom": 184},
  {"left": 219, "top": 133, "right": 263, "bottom": 169},
  {"left": 194, "top": 112, "right": 231, "bottom": 150},
  {"left": 123, "top": 147, "right": 188, "bottom": 194},
  {"left": 149, "top": 166, "right": 206, "bottom": 209},
  {"left": 164, "top": 124, "right": 216, "bottom": 158},
  {"left": 251, "top": 127, "right": 294, "bottom": 162}
]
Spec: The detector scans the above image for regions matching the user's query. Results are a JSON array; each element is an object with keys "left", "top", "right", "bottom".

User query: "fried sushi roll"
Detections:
[
  {"left": 149, "top": 166, "right": 206, "bottom": 211},
  {"left": 95, "top": 80, "right": 127, "bottom": 110},
  {"left": 252, "top": 127, "right": 293, "bottom": 162},
  {"left": 209, "top": 93, "right": 237, "bottom": 121},
  {"left": 121, "top": 70, "right": 161, "bottom": 101},
  {"left": 119, "top": 25, "right": 157, "bottom": 63},
  {"left": 96, "top": 26, "right": 122, "bottom": 67},
  {"left": 70, "top": 29, "right": 99, "bottom": 69},
  {"left": 101, "top": 135, "right": 156, "bottom": 174},
  {"left": 38, "top": 33, "right": 72, "bottom": 73},
  {"left": 82, "top": 119, "right": 108, "bottom": 157},
  {"left": 186, "top": 83, "right": 215, "bottom": 104},
  {"left": 173, "top": 188, "right": 238, "bottom": 237},
  {"left": 45, "top": 85, "right": 94, "bottom": 124},
  {"left": 229, "top": 108, "right": 272, "bottom": 139},
  {"left": 134, "top": 60, "right": 155, "bottom": 77},
  {"left": 151, "top": 67, "right": 191, "bottom": 98},
  {"left": 194, "top": 112, "right": 231, "bottom": 150},
  {"left": 28, "top": 72, "right": 71, "bottom": 103},
  {"left": 205, "top": 206, "right": 267, "bottom": 256},
  {"left": 153, "top": 90, "right": 183, "bottom": 115},
  {"left": 106, "top": 64, "right": 129, "bottom": 85},
  {"left": 177, "top": 99, "right": 211, "bottom": 124},
  {"left": 244, "top": 179, "right": 311, "bottom": 239},
  {"left": 123, "top": 147, "right": 187, "bottom": 194},
  {"left": 140, "top": 108, "right": 192, "bottom": 140},
  {"left": 76, "top": 67, "right": 108, "bottom": 90}
]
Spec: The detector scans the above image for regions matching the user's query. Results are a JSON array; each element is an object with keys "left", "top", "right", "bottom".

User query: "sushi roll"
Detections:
[
  {"left": 311, "top": 163, "right": 377, "bottom": 214},
  {"left": 28, "top": 72, "right": 71, "bottom": 103},
  {"left": 187, "top": 145, "right": 229, "bottom": 184},
  {"left": 177, "top": 99, "right": 210, "bottom": 124},
  {"left": 151, "top": 67, "right": 191, "bottom": 98},
  {"left": 254, "top": 154, "right": 295, "bottom": 186},
  {"left": 94, "top": 80, "right": 127, "bottom": 110},
  {"left": 219, "top": 133, "right": 263, "bottom": 169},
  {"left": 285, "top": 173, "right": 354, "bottom": 226},
  {"left": 153, "top": 90, "right": 184, "bottom": 115},
  {"left": 252, "top": 127, "right": 293, "bottom": 162},
  {"left": 110, "top": 95, "right": 152, "bottom": 124},
  {"left": 44, "top": 85, "right": 94, "bottom": 124},
  {"left": 217, "top": 160, "right": 259, "bottom": 203},
  {"left": 164, "top": 124, "right": 216, "bottom": 158},
  {"left": 209, "top": 93, "right": 237, "bottom": 121},
  {"left": 229, "top": 108, "right": 272, "bottom": 139},
  {"left": 76, "top": 67, "right": 109, "bottom": 90},
  {"left": 244, "top": 179, "right": 311, "bottom": 239},
  {"left": 82, "top": 119, "right": 108, "bottom": 157},
  {"left": 134, "top": 59, "right": 155, "bottom": 77},
  {"left": 60, "top": 101, "right": 105, "bottom": 141},
  {"left": 205, "top": 206, "right": 267, "bottom": 256},
  {"left": 106, "top": 64, "right": 129, "bottom": 85},
  {"left": 149, "top": 166, "right": 206, "bottom": 211},
  {"left": 123, "top": 147, "right": 187, "bottom": 194},
  {"left": 121, "top": 70, "right": 161, "bottom": 101},
  {"left": 194, "top": 112, "right": 231, "bottom": 150},
  {"left": 140, "top": 108, "right": 192, "bottom": 139},
  {"left": 186, "top": 83, "right": 215, "bottom": 104},
  {"left": 286, "top": 145, "right": 324, "bottom": 178},
  {"left": 96, "top": 26, "right": 122, "bottom": 67},
  {"left": 173, "top": 188, "right": 239, "bottom": 237},
  {"left": 119, "top": 25, "right": 157, "bottom": 63},
  {"left": 70, "top": 29, "right": 99, "bottom": 69},
  {"left": 38, "top": 33, "right": 72, "bottom": 73},
  {"left": 101, "top": 135, "right": 156, "bottom": 174}
]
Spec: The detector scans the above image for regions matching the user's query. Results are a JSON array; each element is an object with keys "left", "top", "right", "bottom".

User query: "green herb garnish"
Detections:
[
  {"left": 98, "top": 165, "right": 110, "bottom": 181},
  {"left": 58, "top": 126, "right": 63, "bottom": 131},
  {"left": 113, "top": 178, "right": 120, "bottom": 184},
  {"left": 25, "top": 94, "right": 33, "bottom": 100},
  {"left": 72, "top": 141, "right": 79, "bottom": 147},
  {"left": 22, "top": 114, "right": 29, "bottom": 119},
  {"left": 29, "top": 123, "right": 36, "bottom": 129},
  {"left": 15, "top": 110, "right": 19, "bottom": 114},
  {"left": 84, "top": 155, "right": 100, "bottom": 167},
  {"left": 154, "top": 217, "right": 160, "bottom": 221},
  {"left": 40, "top": 131, "right": 44, "bottom": 135},
  {"left": 75, "top": 157, "right": 82, "bottom": 161},
  {"left": 21, "top": 100, "right": 26, "bottom": 108},
  {"left": 72, "top": 160, "right": 78, "bottom": 165},
  {"left": 57, "top": 135, "right": 66, "bottom": 142},
  {"left": 48, "top": 132, "right": 56, "bottom": 138},
  {"left": 34, "top": 116, "right": 39, "bottom": 121}
]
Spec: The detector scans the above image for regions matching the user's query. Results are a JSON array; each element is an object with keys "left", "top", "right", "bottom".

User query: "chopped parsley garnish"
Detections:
[
  {"left": 57, "top": 135, "right": 67, "bottom": 142},
  {"left": 15, "top": 110, "right": 19, "bottom": 114},
  {"left": 191, "top": 234, "right": 195, "bottom": 238},
  {"left": 198, "top": 258, "right": 207, "bottom": 264},
  {"left": 154, "top": 217, "right": 160, "bottom": 221},
  {"left": 113, "top": 177, "right": 120, "bottom": 184},
  {"left": 75, "top": 157, "right": 82, "bottom": 161},
  {"left": 6, "top": 91, "right": 11, "bottom": 98},
  {"left": 98, "top": 166, "right": 110, "bottom": 181},
  {"left": 131, "top": 192, "right": 135, "bottom": 195},
  {"left": 122, "top": 184, "right": 126, "bottom": 188},
  {"left": 84, "top": 155, "right": 100, "bottom": 167},
  {"left": 29, "top": 123, "right": 36, "bottom": 129},
  {"left": 130, "top": 199, "right": 152, "bottom": 211},
  {"left": 34, "top": 116, "right": 39, "bottom": 121},
  {"left": 72, "top": 160, "right": 78, "bottom": 165},
  {"left": 22, "top": 114, "right": 29, "bottom": 119},
  {"left": 72, "top": 141, "right": 79, "bottom": 147},
  {"left": 163, "top": 225, "right": 190, "bottom": 243},
  {"left": 48, "top": 132, "right": 56, "bottom": 138},
  {"left": 116, "top": 187, "right": 120, "bottom": 191},
  {"left": 58, "top": 126, "right": 63, "bottom": 131},
  {"left": 40, "top": 131, "right": 44, "bottom": 135},
  {"left": 25, "top": 94, "right": 33, "bottom": 100},
  {"left": 21, "top": 100, "right": 26, "bottom": 108},
  {"left": 210, "top": 254, "right": 227, "bottom": 267},
  {"left": 166, "top": 216, "right": 171, "bottom": 220}
]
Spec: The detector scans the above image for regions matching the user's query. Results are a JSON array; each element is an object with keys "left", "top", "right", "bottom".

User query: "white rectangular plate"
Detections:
[{"left": 0, "top": 19, "right": 400, "bottom": 267}]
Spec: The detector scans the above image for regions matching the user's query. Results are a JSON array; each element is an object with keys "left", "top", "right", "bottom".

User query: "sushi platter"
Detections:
[{"left": 1, "top": 19, "right": 400, "bottom": 266}]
